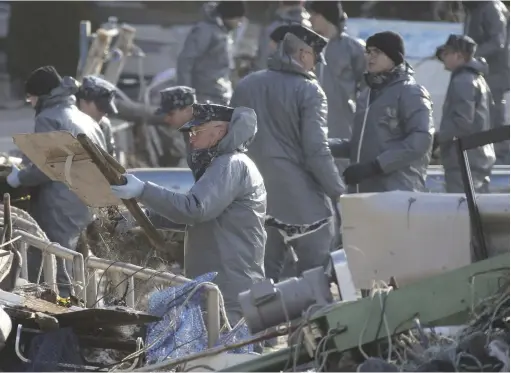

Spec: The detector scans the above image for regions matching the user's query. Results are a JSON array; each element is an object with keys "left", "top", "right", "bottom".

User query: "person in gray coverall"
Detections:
[
  {"left": 110, "top": 103, "right": 266, "bottom": 325},
  {"left": 252, "top": 1, "right": 311, "bottom": 72},
  {"left": 307, "top": 1, "right": 366, "bottom": 173},
  {"left": 6, "top": 66, "right": 107, "bottom": 297},
  {"left": 154, "top": 86, "right": 197, "bottom": 167},
  {"left": 176, "top": 1, "right": 246, "bottom": 105},
  {"left": 462, "top": 0, "right": 509, "bottom": 165},
  {"left": 435, "top": 34, "right": 496, "bottom": 193},
  {"left": 76, "top": 75, "right": 117, "bottom": 158},
  {"left": 328, "top": 31, "right": 434, "bottom": 194},
  {"left": 230, "top": 24, "right": 344, "bottom": 282}
]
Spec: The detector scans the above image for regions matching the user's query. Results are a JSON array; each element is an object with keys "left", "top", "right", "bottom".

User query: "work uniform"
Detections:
[
  {"left": 329, "top": 32, "right": 434, "bottom": 194},
  {"left": 77, "top": 75, "right": 118, "bottom": 158},
  {"left": 230, "top": 26, "right": 344, "bottom": 282},
  {"left": 463, "top": 0, "right": 510, "bottom": 165},
  {"left": 253, "top": 4, "right": 311, "bottom": 71},
  {"left": 130, "top": 105, "right": 266, "bottom": 324},
  {"left": 18, "top": 75, "right": 107, "bottom": 297},
  {"left": 176, "top": 2, "right": 245, "bottom": 105},
  {"left": 436, "top": 35, "right": 496, "bottom": 193}
]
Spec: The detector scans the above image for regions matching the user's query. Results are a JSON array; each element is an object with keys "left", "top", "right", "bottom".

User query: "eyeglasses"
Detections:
[
  {"left": 189, "top": 125, "right": 223, "bottom": 136},
  {"left": 365, "top": 48, "right": 383, "bottom": 58}
]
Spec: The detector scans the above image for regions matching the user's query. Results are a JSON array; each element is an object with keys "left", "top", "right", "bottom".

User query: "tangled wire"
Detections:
[{"left": 354, "top": 273, "right": 510, "bottom": 372}]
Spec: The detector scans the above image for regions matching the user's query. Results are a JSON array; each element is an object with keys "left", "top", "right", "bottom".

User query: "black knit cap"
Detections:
[
  {"left": 25, "top": 65, "right": 62, "bottom": 97},
  {"left": 215, "top": 1, "right": 246, "bottom": 19},
  {"left": 306, "top": 1, "right": 344, "bottom": 27},
  {"left": 366, "top": 31, "right": 405, "bottom": 66}
]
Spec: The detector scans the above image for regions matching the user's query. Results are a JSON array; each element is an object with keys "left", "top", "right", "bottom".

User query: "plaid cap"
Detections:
[
  {"left": 436, "top": 34, "right": 477, "bottom": 61},
  {"left": 272, "top": 23, "right": 328, "bottom": 64},
  {"left": 77, "top": 75, "right": 118, "bottom": 115},
  {"left": 179, "top": 103, "right": 234, "bottom": 132},
  {"left": 155, "top": 86, "right": 196, "bottom": 115}
]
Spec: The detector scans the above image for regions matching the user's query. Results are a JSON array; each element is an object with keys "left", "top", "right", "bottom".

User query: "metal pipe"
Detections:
[
  {"left": 86, "top": 256, "right": 220, "bottom": 346},
  {"left": 13, "top": 230, "right": 86, "bottom": 303}
]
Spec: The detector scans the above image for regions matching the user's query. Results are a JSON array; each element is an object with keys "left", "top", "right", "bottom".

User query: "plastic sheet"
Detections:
[{"left": 146, "top": 272, "right": 252, "bottom": 364}]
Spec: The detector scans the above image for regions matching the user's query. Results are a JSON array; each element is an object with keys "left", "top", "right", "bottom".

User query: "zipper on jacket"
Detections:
[{"left": 355, "top": 90, "right": 371, "bottom": 193}]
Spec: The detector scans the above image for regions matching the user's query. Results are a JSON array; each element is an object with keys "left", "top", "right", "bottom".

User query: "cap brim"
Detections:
[
  {"left": 318, "top": 52, "right": 327, "bottom": 65},
  {"left": 154, "top": 107, "right": 165, "bottom": 116},
  {"left": 178, "top": 118, "right": 207, "bottom": 132},
  {"left": 107, "top": 100, "right": 118, "bottom": 115},
  {"left": 435, "top": 45, "right": 447, "bottom": 61}
]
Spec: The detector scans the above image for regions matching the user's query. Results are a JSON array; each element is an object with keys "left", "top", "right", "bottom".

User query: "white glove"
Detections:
[
  {"left": 110, "top": 174, "right": 145, "bottom": 200},
  {"left": 6, "top": 165, "right": 21, "bottom": 188}
]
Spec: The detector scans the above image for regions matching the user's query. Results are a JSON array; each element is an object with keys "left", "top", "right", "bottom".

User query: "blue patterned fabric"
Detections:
[{"left": 145, "top": 272, "right": 253, "bottom": 364}]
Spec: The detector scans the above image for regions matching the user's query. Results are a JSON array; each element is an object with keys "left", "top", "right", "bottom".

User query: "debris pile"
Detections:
[{"left": 356, "top": 274, "right": 510, "bottom": 372}]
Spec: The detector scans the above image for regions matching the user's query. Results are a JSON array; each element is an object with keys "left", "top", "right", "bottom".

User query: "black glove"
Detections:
[
  {"left": 432, "top": 132, "right": 440, "bottom": 153},
  {"left": 343, "top": 160, "right": 383, "bottom": 186}
]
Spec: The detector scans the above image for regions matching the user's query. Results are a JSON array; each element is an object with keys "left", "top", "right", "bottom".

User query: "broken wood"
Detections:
[
  {"left": 103, "top": 24, "right": 136, "bottom": 86},
  {"left": 76, "top": 134, "right": 168, "bottom": 255},
  {"left": 79, "top": 28, "right": 114, "bottom": 81}
]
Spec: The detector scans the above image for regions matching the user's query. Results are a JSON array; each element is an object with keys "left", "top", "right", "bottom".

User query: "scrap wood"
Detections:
[{"left": 76, "top": 133, "right": 169, "bottom": 257}]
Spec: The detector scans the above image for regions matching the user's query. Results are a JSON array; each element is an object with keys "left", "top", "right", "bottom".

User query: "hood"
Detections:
[
  {"left": 217, "top": 107, "right": 257, "bottom": 154},
  {"left": 275, "top": 5, "right": 312, "bottom": 28},
  {"left": 202, "top": 2, "right": 228, "bottom": 31},
  {"left": 267, "top": 46, "right": 315, "bottom": 80},
  {"left": 38, "top": 76, "right": 79, "bottom": 112},
  {"left": 457, "top": 57, "right": 489, "bottom": 76}
]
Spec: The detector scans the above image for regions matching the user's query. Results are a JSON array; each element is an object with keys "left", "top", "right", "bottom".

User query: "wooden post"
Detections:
[
  {"left": 103, "top": 24, "right": 136, "bottom": 86},
  {"left": 79, "top": 28, "right": 114, "bottom": 81},
  {"left": 76, "top": 20, "right": 91, "bottom": 79}
]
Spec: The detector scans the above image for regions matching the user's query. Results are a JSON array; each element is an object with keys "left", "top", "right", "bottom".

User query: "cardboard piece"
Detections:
[{"left": 13, "top": 131, "right": 121, "bottom": 207}]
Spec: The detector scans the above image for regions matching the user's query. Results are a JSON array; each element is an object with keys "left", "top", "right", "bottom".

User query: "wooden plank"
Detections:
[
  {"left": 321, "top": 253, "right": 509, "bottom": 352},
  {"left": 12, "top": 132, "right": 122, "bottom": 207}
]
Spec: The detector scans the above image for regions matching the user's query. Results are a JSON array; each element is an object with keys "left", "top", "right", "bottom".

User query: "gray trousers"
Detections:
[
  {"left": 489, "top": 85, "right": 509, "bottom": 165},
  {"left": 27, "top": 222, "right": 80, "bottom": 298},
  {"left": 264, "top": 218, "right": 336, "bottom": 283}
]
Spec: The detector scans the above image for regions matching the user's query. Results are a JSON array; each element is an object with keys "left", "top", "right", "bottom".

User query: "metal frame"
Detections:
[
  {"left": 85, "top": 256, "right": 221, "bottom": 348},
  {"left": 11, "top": 229, "right": 86, "bottom": 302},
  {"left": 455, "top": 125, "right": 510, "bottom": 261},
  {"left": 7, "top": 231, "right": 221, "bottom": 348}
]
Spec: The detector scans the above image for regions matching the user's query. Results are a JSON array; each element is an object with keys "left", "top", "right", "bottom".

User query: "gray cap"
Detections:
[
  {"left": 271, "top": 23, "right": 328, "bottom": 64},
  {"left": 76, "top": 75, "right": 118, "bottom": 115},
  {"left": 179, "top": 103, "right": 234, "bottom": 132},
  {"left": 436, "top": 34, "right": 477, "bottom": 61},
  {"left": 155, "top": 86, "right": 196, "bottom": 115}
]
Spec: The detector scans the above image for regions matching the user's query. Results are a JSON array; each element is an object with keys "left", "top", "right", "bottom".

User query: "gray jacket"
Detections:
[
  {"left": 317, "top": 29, "right": 366, "bottom": 139},
  {"left": 139, "top": 108, "right": 266, "bottom": 321},
  {"left": 329, "top": 64, "right": 434, "bottom": 193},
  {"left": 99, "top": 116, "right": 116, "bottom": 158},
  {"left": 439, "top": 58, "right": 495, "bottom": 182},
  {"left": 230, "top": 49, "right": 344, "bottom": 226},
  {"left": 463, "top": 0, "right": 510, "bottom": 92},
  {"left": 176, "top": 2, "right": 234, "bottom": 105},
  {"left": 18, "top": 77, "right": 107, "bottom": 250},
  {"left": 253, "top": 5, "right": 311, "bottom": 72}
]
